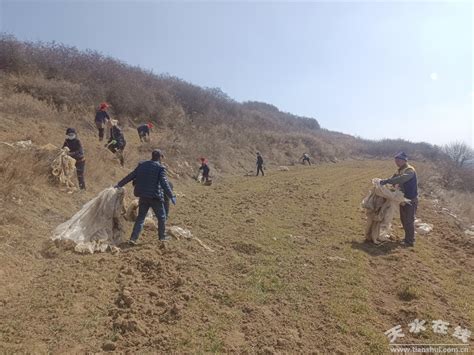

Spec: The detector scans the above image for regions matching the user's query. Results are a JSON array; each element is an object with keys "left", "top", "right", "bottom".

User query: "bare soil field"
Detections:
[{"left": 0, "top": 157, "right": 472, "bottom": 354}]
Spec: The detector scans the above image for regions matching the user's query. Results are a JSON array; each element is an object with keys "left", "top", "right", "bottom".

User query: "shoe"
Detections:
[
  {"left": 128, "top": 240, "right": 137, "bottom": 246},
  {"left": 159, "top": 236, "right": 171, "bottom": 242},
  {"left": 400, "top": 241, "right": 414, "bottom": 248}
]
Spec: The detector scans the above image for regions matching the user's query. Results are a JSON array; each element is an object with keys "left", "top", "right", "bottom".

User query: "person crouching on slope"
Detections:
[
  {"left": 301, "top": 153, "right": 311, "bottom": 165},
  {"left": 115, "top": 149, "right": 176, "bottom": 245},
  {"left": 106, "top": 119, "right": 127, "bottom": 167},
  {"left": 199, "top": 157, "right": 210, "bottom": 183},
  {"left": 137, "top": 122, "right": 153, "bottom": 142},
  {"left": 95, "top": 102, "right": 110, "bottom": 142},
  {"left": 380, "top": 152, "right": 418, "bottom": 248},
  {"left": 62, "top": 128, "right": 86, "bottom": 190}
]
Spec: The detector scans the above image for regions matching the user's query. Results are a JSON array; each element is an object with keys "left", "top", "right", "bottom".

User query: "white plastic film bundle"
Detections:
[{"left": 52, "top": 187, "right": 125, "bottom": 253}]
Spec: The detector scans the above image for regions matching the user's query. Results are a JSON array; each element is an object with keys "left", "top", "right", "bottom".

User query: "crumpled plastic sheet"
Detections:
[
  {"left": 362, "top": 178, "right": 410, "bottom": 243},
  {"left": 52, "top": 187, "right": 125, "bottom": 254},
  {"left": 51, "top": 148, "right": 77, "bottom": 191}
]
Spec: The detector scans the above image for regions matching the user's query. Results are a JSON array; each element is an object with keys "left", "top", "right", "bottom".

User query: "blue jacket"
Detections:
[
  {"left": 199, "top": 163, "right": 210, "bottom": 175},
  {"left": 137, "top": 124, "right": 150, "bottom": 135},
  {"left": 95, "top": 110, "right": 110, "bottom": 124},
  {"left": 386, "top": 163, "right": 418, "bottom": 199},
  {"left": 117, "top": 160, "right": 174, "bottom": 201}
]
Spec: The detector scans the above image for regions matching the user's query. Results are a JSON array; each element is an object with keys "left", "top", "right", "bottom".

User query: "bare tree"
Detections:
[{"left": 443, "top": 141, "right": 474, "bottom": 167}]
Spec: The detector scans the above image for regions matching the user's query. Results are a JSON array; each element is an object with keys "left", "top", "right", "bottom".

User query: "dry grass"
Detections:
[{"left": 418, "top": 163, "right": 474, "bottom": 225}]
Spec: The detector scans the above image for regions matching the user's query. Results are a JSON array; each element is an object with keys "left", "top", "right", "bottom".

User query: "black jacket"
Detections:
[
  {"left": 199, "top": 163, "right": 210, "bottom": 175},
  {"left": 62, "top": 139, "right": 84, "bottom": 160},
  {"left": 109, "top": 126, "right": 126, "bottom": 149}
]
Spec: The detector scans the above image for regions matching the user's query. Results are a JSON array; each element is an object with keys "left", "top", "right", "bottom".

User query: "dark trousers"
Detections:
[
  {"left": 256, "top": 165, "right": 264, "bottom": 176},
  {"left": 96, "top": 121, "right": 105, "bottom": 141},
  {"left": 131, "top": 197, "right": 167, "bottom": 241},
  {"left": 138, "top": 132, "right": 149, "bottom": 142},
  {"left": 400, "top": 198, "right": 418, "bottom": 245},
  {"left": 75, "top": 159, "right": 86, "bottom": 189},
  {"left": 303, "top": 158, "right": 311, "bottom": 165}
]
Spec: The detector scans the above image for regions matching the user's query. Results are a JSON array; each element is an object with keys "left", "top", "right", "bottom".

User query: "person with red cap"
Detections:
[
  {"left": 198, "top": 157, "right": 210, "bottom": 183},
  {"left": 137, "top": 122, "right": 153, "bottom": 142},
  {"left": 94, "top": 102, "right": 111, "bottom": 142}
]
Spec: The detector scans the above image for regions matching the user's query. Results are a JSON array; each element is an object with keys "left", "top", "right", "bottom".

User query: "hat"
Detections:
[
  {"left": 147, "top": 122, "right": 154, "bottom": 129},
  {"left": 394, "top": 152, "right": 408, "bottom": 161},
  {"left": 66, "top": 128, "right": 76, "bottom": 135},
  {"left": 152, "top": 149, "right": 162, "bottom": 160},
  {"left": 99, "top": 102, "right": 109, "bottom": 110}
]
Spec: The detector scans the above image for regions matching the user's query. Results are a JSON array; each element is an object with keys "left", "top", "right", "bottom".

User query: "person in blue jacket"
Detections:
[
  {"left": 137, "top": 122, "right": 153, "bottom": 142},
  {"left": 95, "top": 102, "right": 110, "bottom": 142},
  {"left": 62, "top": 128, "right": 86, "bottom": 190},
  {"left": 199, "top": 157, "right": 210, "bottom": 183},
  {"left": 380, "top": 152, "right": 418, "bottom": 247},
  {"left": 115, "top": 149, "right": 176, "bottom": 244},
  {"left": 256, "top": 152, "right": 265, "bottom": 176}
]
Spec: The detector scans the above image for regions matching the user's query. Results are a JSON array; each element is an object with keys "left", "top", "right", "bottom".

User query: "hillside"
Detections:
[
  {"left": 0, "top": 35, "right": 472, "bottom": 353},
  {"left": 0, "top": 159, "right": 472, "bottom": 353},
  {"left": 0, "top": 34, "right": 444, "bottom": 174}
]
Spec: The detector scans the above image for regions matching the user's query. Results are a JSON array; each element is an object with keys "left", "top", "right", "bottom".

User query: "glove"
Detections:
[
  {"left": 380, "top": 179, "right": 388, "bottom": 186},
  {"left": 171, "top": 196, "right": 177, "bottom": 205},
  {"left": 113, "top": 185, "right": 120, "bottom": 189}
]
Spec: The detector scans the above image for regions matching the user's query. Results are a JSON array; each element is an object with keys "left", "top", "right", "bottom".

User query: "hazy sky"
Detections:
[{"left": 1, "top": 0, "right": 472, "bottom": 146}]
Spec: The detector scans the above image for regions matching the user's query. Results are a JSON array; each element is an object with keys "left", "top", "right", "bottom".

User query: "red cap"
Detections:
[
  {"left": 99, "top": 102, "right": 109, "bottom": 110},
  {"left": 147, "top": 122, "right": 154, "bottom": 129}
]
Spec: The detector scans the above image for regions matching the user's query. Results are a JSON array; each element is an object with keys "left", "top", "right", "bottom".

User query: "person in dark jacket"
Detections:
[
  {"left": 115, "top": 149, "right": 176, "bottom": 244},
  {"left": 137, "top": 122, "right": 153, "bottom": 142},
  {"left": 62, "top": 128, "right": 86, "bottom": 190},
  {"left": 256, "top": 152, "right": 264, "bottom": 176},
  {"left": 106, "top": 120, "right": 127, "bottom": 167},
  {"left": 199, "top": 157, "right": 210, "bottom": 183},
  {"left": 301, "top": 153, "right": 311, "bottom": 165},
  {"left": 380, "top": 152, "right": 418, "bottom": 247},
  {"left": 95, "top": 102, "right": 110, "bottom": 142}
]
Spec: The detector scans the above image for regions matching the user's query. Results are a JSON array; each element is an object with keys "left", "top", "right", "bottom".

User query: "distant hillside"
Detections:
[
  {"left": 464, "top": 159, "right": 474, "bottom": 169},
  {"left": 0, "top": 34, "right": 443, "bottom": 176}
]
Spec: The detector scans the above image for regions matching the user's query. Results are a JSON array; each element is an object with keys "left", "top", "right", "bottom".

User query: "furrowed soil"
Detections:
[{"left": 0, "top": 161, "right": 472, "bottom": 354}]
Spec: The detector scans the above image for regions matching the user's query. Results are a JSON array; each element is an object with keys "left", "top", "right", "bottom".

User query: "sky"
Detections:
[{"left": 1, "top": 0, "right": 472, "bottom": 147}]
